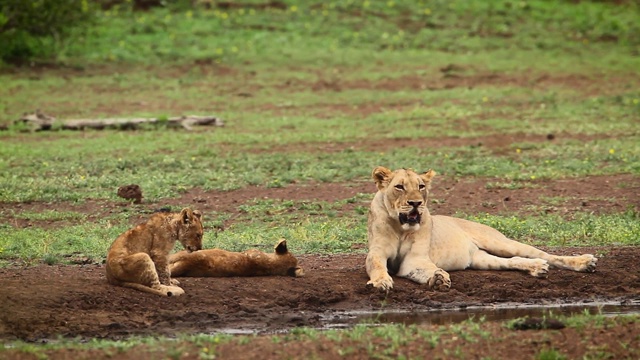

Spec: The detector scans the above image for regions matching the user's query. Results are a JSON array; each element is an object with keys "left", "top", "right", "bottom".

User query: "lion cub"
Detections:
[
  {"left": 106, "top": 208, "right": 203, "bottom": 296},
  {"left": 169, "top": 239, "right": 304, "bottom": 278}
]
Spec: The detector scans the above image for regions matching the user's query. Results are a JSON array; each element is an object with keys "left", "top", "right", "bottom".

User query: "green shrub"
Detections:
[{"left": 0, "top": 0, "right": 96, "bottom": 63}]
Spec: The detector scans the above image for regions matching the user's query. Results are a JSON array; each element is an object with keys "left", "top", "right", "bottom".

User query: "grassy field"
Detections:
[
  {"left": 1, "top": 0, "right": 639, "bottom": 358},
  {"left": 1, "top": 0, "right": 639, "bottom": 263}
]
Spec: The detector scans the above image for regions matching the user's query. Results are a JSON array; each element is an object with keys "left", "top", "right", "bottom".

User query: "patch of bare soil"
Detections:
[
  {"left": 277, "top": 70, "right": 639, "bottom": 98},
  {"left": 0, "top": 247, "right": 637, "bottom": 341},
  {"left": 250, "top": 132, "right": 624, "bottom": 155}
]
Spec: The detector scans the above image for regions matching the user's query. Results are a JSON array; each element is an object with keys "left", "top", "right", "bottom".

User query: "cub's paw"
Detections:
[
  {"left": 529, "top": 259, "right": 549, "bottom": 278},
  {"left": 366, "top": 274, "right": 394, "bottom": 291},
  {"left": 577, "top": 254, "right": 597, "bottom": 273},
  {"left": 428, "top": 269, "right": 451, "bottom": 292},
  {"left": 170, "top": 278, "right": 181, "bottom": 286},
  {"left": 163, "top": 285, "right": 185, "bottom": 297}
]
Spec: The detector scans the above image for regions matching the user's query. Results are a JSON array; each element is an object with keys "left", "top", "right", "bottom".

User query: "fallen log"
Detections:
[{"left": 12, "top": 111, "right": 224, "bottom": 131}]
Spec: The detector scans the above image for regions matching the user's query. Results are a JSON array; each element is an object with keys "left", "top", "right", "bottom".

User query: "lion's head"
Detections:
[
  {"left": 274, "top": 239, "right": 305, "bottom": 277},
  {"left": 176, "top": 208, "right": 204, "bottom": 252},
  {"left": 372, "top": 166, "right": 436, "bottom": 231}
]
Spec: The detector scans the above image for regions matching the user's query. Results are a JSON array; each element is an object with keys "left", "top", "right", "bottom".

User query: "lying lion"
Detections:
[
  {"left": 106, "top": 208, "right": 204, "bottom": 296},
  {"left": 366, "top": 166, "right": 597, "bottom": 291},
  {"left": 169, "top": 239, "right": 304, "bottom": 278}
]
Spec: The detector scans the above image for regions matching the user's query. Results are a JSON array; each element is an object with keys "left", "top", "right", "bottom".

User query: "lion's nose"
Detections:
[
  {"left": 407, "top": 200, "right": 422, "bottom": 207},
  {"left": 187, "top": 245, "right": 201, "bottom": 253}
]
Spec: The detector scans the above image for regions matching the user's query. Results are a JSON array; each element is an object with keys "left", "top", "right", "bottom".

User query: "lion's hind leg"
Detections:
[
  {"left": 546, "top": 254, "right": 597, "bottom": 272},
  {"left": 112, "top": 253, "right": 184, "bottom": 296},
  {"left": 169, "top": 259, "right": 190, "bottom": 277},
  {"left": 459, "top": 219, "right": 597, "bottom": 273},
  {"left": 470, "top": 250, "right": 549, "bottom": 278}
]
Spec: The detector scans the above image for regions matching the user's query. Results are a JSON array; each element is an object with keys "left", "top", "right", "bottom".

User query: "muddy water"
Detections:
[{"left": 320, "top": 301, "right": 640, "bottom": 330}]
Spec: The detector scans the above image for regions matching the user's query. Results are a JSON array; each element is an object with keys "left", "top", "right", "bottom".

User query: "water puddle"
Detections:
[{"left": 320, "top": 301, "right": 640, "bottom": 330}]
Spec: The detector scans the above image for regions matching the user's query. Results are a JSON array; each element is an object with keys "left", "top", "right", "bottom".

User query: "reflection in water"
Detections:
[{"left": 321, "top": 302, "right": 640, "bottom": 330}]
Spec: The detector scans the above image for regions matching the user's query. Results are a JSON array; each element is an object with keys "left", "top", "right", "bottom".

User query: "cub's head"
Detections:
[
  {"left": 177, "top": 208, "right": 204, "bottom": 253},
  {"left": 372, "top": 166, "right": 436, "bottom": 231},
  {"left": 274, "top": 239, "right": 304, "bottom": 277}
]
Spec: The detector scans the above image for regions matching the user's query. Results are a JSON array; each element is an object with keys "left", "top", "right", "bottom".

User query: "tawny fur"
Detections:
[
  {"left": 169, "top": 239, "right": 304, "bottom": 278},
  {"left": 366, "top": 166, "right": 598, "bottom": 291},
  {"left": 105, "top": 208, "right": 204, "bottom": 296}
]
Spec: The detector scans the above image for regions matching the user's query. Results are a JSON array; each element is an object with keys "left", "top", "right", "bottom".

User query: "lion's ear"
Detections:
[
  {"left": 372, "top": 166, "right": 392, "bottom": 191},
  {"left": 192, "top": 210, "right": 203, "bottom": 220},
  {"left": 275, "top": 239, "right": 288, "bottom": 254},
  {"left": 180, "top": 208, "right": 194, "bottom": 224},
  {"left": 420, "top": 169, "right": 436, "bottom": 189}
]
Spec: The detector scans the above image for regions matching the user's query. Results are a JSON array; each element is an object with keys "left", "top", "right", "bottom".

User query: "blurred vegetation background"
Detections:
[{"left": 1, "top": 0, "right": 639, "bottom": 66}]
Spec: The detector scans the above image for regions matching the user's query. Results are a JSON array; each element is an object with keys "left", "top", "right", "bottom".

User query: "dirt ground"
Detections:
[{"left": 1, "top": 245, "right": 639, "bottom": 342}]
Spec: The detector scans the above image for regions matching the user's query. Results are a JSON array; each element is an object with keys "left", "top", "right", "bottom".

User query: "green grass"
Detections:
[
  {"left": 3, "top": 314, "right": 639, "bottom": 359},
  {"left": 464, "top": 210, "right": 640, "bottom": 247},
  {"left": 1, "top": 135, "right": 639, "bottom": 202},
  {"left": 0, "top": 0, "right": 638, "bottom": 265},
  {"left": 51, "top": 0, "right": 640, "bottom": 68},
  {"left": 1, "top": 199, "right": 637, "bottom": 265},
  {"left": 7, "top": 210, "right": 87, "bottom": 221}
]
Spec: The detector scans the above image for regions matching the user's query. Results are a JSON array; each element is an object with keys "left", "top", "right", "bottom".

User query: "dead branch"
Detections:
[{"left": 11, "top": 110, "right": 224, "bottom": 131}]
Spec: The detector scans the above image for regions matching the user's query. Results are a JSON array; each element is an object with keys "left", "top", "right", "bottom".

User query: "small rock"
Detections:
[{"left": 117, "top": 184, "right": 143, "bottom": 204}]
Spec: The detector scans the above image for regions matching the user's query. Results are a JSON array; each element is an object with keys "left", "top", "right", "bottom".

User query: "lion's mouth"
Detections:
[{"left": 399, "top": 209, "right": 421, "bottom": 225}]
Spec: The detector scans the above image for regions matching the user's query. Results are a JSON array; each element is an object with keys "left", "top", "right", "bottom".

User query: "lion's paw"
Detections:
[
  {"left": 529, "top": 259, "right": 549, "bottom": 278},
  {"left": 164, "top": 285, "right": 185, "bottom": 297},
  {"left": 367, "top": 274, "right": 394, "bottom": 291},
  {"left": 170, "top": 278, "right": 181, "bottom": 286},
  {"left": 428, "top": 269, "right": 451, "bottom": 292},
  {"left": 577, "top": 254, "right": 597, "bottom": 273}
]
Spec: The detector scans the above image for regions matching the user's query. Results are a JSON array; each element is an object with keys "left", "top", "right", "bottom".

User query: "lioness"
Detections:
[
  {"left": 169, "top": 239, "right": 304, "bottom": 277},
  {"left": 106, "top": 208, "right": 204, "bottom": 296},
  {"left": 366, "top": 166, "right": 597, "bottom": 291}
]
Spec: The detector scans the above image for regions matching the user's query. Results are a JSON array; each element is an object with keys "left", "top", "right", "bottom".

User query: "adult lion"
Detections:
[
  {"left": 106, "top": 208, "right": 204, "bottom": 296},
  {"left": 366, "top": 166, "right": 597, "bottom": 291}
]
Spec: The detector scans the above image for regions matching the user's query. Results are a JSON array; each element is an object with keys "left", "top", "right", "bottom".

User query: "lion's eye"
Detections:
[
  {"left": 394, "top": 184, "right": 404, "bottom": 191},
  {"left": 419, "top": 184, "right": 426, "bottom": 190}
]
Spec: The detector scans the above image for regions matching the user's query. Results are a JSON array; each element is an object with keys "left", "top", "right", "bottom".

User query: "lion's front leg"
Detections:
[
  {"left": 154, "top": 258, "right": 173, "bottom": 286},
  {"left": 366, "top": 251, "right": 394, "bottom": 291},
  {"left": 398, "top": 258, "right": 451, "bottom": 291},
  {"left": 403, "top": 268, "right": 451, "bottom": 291}
]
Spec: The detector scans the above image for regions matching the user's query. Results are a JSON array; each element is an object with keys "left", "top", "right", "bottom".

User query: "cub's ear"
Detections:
[
  {"left": 192, "top": 210, "right": 203, "bottom": 220},
  {"left": 372, "top": 166, "right": 393, "bottom": 191},
  {"left": 180, "top": 208, "right": 194, "bottom": 224},
  {"left": 420, "top": 169, "right": 436, "bottom": 190},
  {"left": 274, "top": 239, "right": 288, "bottom": 254}
]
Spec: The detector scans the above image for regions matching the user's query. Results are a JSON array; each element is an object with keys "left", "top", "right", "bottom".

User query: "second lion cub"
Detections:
[
  {"left": 106, "top": 208, "right": 204, "bottom": 296},
  {"left": 169, "top": 239, "right": 304, "bottom": 278}
]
